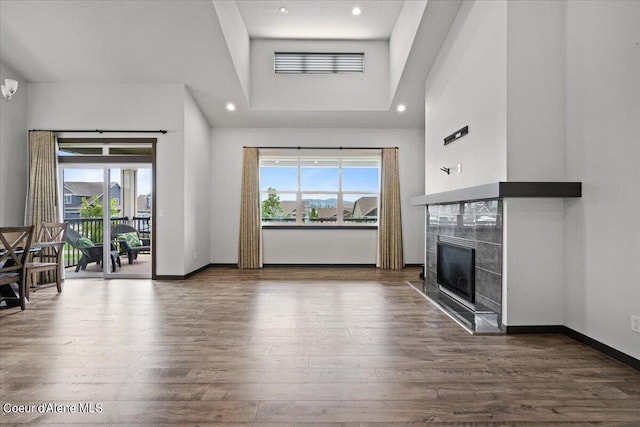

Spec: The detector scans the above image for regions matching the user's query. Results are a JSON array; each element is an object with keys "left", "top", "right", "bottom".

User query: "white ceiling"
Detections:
[
  {"left": 0, "top": 0, "right": 462, "bottom": 128},
  {"left": 236, "top": 0, "right": 404, "bottom": 40}
]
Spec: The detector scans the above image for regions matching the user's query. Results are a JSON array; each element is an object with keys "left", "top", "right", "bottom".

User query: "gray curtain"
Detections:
[
  {"left": 238, "top": 147, "right": 262, "bottom": 269},
  {"left": 378, "top": 147, "right": 404, "bottom": 270},
  {"left": 25, "top": 131, "right": 60, "bottom": 282}
]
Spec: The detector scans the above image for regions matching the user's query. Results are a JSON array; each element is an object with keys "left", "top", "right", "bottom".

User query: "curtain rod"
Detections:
[
  {"left": 29, "top": 129, "right": 167, "bottom": 134},
  {"left": 247, "top": 146, "right": 397, "bottom": 150}
]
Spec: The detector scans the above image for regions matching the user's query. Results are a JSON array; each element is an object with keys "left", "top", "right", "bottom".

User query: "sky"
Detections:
[{"left": 260, "top": 166, "right": 379, "bottom": 194}]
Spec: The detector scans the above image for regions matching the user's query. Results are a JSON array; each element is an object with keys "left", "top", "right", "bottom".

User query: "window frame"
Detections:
[{"left": 259, "top": 151, "right": 381, "bottom": 227}]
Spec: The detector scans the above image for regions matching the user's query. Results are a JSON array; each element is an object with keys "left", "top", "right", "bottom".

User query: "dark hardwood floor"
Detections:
[{"left": 1, "top": 266, "right": 638, "bottom": 425}]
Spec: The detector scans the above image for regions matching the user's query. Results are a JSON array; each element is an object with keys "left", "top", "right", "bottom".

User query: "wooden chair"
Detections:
[
  {"left": 0, "top": 226, "right": 34, "bottom": 311},
  {"left": 25, "top": 222, "right": 68, "bottom": 298}
]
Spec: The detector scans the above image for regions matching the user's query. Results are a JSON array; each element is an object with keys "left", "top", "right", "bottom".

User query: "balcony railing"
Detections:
[{"left": 64, "top": 216, "right": 151, "bottom": 269}]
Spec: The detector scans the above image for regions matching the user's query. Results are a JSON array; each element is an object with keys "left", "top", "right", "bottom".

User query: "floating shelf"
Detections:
[{"left": 410, "top": 182, "right": 582, "bottom": 206}]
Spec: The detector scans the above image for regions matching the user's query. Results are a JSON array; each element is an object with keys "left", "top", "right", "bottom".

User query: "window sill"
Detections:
[{"left": 262, "top": 224, "right": 378, "bottom": 230}]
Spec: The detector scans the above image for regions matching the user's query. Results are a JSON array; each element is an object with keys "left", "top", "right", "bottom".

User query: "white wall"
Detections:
[
  {"left": 27, "top": 83, "right": 187, "bottom": 276},
  {"left": 564, "top": 0, "right": 640, "bottom": 359},
  {"left": 506, "top": 0, "right": 565, "bottom": 181},
  {"left": 503, "top": 199, "right": 565, "bottom": 326},
  {"left": 500, "top": 1, "right": 568, "bottom": 328},
  {"left": 424, "top": 0, "right": 507, "bottom": 194},
  {"left": 251, "top": 40, "right": 389, "bottom": 111},
  {"left": 183, "top": 87, "right": 212, "bottom": 273},
  {"left": 263, "top": 228, "right": 377, "bottom": 265},
  {"left": 210, "top": 128, "right": 424, "bottom": 265},
  {"left": 0, "top": 62, "right": 28, "bottom": 226}
]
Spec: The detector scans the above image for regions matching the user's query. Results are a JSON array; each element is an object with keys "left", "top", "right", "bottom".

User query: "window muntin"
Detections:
[{"left": 259, "top": 154, "right": 380, "bottom": 226}]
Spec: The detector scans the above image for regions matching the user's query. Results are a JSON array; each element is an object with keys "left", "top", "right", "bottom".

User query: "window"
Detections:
[
  {"left": 64, "top": 194, "right": 72, "bottom": 205},
  {"left": 259, "top": 152, "right": 380, "bottom": 225},
  {"left": 274, "top": 52, "right": 365, "bottom": 74}
]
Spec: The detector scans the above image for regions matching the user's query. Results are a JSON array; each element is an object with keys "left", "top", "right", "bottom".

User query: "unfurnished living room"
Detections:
[{"left": 0, "top": 0, "right": 639, "bottom": 425}]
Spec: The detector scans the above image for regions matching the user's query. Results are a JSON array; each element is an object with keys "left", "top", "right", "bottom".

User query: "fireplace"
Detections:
[
  {"left": 413, "top": 185, "right": 581, "bottom": 334},
  {"left": 437, "top": 240, "right": 476, "bottom": 309},
  {"left": 420, "top": 200, "right": 504, "bottom": 333}
]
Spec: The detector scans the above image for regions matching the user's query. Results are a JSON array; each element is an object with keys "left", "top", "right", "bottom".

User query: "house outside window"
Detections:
[{"left": 259, "top": 152, "right": 380, "bottom": 225}]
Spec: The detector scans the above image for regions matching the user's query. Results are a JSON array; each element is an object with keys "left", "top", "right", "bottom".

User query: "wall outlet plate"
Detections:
[
  {"left": 631, "top": 315, "right": 640, "bottom": 333},
  {"left": 457, "top": 163, "right": 462, "bottom": 173}
]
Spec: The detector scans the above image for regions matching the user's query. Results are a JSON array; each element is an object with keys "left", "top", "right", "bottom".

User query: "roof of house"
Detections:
[
  {"left": 353, "top": 196, "right": 378, "bottom": 217},
  {"left": 316, "top": 207, "right": 337, "bottom": 219},
  {"left": 63, "top": 182, "right": 119, "bottom": 198},
  {"left": 279, "top": 200, "right": 297, "bottom": 217}
]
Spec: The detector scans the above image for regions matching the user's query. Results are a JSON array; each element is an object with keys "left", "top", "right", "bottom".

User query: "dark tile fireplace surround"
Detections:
[
  {"left": 411, "top": 182, "right": 582, "bottom": 335},
  {"left": 423, "top": 199, "right": 504, "bottom": 333}
]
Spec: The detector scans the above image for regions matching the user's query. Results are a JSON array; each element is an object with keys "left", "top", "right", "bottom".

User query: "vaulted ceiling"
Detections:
[
  {"left": 0, "top": 0, "right": 462, "bottom": 128},
  {"left": 237, "top": 0, "right": 403, "bottom": 39}
]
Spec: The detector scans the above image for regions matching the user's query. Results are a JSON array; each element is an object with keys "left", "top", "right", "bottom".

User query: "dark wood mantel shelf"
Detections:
[{"left": 410, "top": 182, "right": 582, "bottom": 206}]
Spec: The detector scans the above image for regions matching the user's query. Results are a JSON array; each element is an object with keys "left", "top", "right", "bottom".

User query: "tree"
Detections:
[
  {"left": 78, "top": 196, "right": 119, "bottom": 243},
  {"left": 79, "top": 195, "right": 119, "bottom": 218},
  {"left": 261, "top": 187, "right": 283, "bottom": 219},
  {"left": 309, "top": 207, "right": 318, "bottom": 220}
]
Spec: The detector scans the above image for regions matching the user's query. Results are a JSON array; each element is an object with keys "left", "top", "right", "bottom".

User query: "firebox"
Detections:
[{"left": 436, "top": 241, "right": 475, "bottom": 309}]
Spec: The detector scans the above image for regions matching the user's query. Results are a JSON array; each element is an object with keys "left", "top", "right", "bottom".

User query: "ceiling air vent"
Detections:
[{"left": 274, "top": 52, "right": 364, "bottom": 74}]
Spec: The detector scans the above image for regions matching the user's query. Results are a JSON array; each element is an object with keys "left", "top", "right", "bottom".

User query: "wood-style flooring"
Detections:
[{"left": 1, "top": 266, "right": 638, "bottom": 425}]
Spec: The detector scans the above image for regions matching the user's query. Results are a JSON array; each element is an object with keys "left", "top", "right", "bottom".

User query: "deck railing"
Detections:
[{"left": 64, "top": 216, "right": 151, "bottom": 268}]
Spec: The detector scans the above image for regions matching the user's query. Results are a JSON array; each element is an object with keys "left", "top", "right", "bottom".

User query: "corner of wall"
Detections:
[
  {"left": 0, "top": 62, "right": 28, "bottom": 225},
  {"left": 389, "top": 0, "right": 428, "bottom": 101},
  {"left": 183, "top": 86, "right": 212, "bottom": 273},
  {"left": 212, "top": 0, "right": 250, "bottom": 103}
]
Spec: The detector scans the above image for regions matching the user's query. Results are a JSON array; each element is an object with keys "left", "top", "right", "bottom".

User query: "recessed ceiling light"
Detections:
[
  {"left": 352, "top": 7, "right": 361, "bottom": 16},
  {"left": 226, "top": 103, "right": 236, "bottom": 112},
  {"left": 396, "top": 104, "right": 406, "bottom": 113},
  {"left": 279, "top": 7, "right": 288, "bottom": 14}
]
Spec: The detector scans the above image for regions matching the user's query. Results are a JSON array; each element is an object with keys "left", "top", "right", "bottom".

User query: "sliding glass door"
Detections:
[
  {"left": 58, "top": 140, "right": 155, "bottom": 279},
  {"left": 61, "top": 167, "right": 106, "bottom": 278},
  {"left": 106, "top": 167, "right": 152, "bottom": 278}
]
